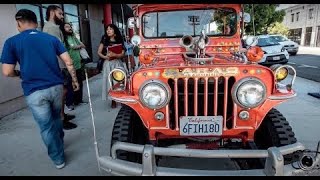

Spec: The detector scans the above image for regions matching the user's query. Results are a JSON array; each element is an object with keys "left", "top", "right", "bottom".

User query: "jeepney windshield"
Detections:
[{"left": 142, "top": 8, "right": 237, "bottom": 38}]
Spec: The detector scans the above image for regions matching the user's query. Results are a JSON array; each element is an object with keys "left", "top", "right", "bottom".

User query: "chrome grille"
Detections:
[{"left": 168, "top": 77, "right": 236, "bottom": 131}]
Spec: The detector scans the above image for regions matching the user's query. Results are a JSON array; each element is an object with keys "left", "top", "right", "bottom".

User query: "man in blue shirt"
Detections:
[{"left": 1, "top": 9, "right": 79, "bottom": 169}]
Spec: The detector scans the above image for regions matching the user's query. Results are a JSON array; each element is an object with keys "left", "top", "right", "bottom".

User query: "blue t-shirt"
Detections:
[{"left": 0, "top": 29, "right": 66, "bottom": 96}]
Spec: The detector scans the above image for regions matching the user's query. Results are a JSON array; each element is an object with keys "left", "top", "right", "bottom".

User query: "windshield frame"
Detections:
[{"left": 141, "top": 7, "right": 238, "bottom": 39}]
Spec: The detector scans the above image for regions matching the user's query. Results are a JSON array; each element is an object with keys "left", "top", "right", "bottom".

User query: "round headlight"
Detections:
[
  {"left": 112, "top": 70, "right": 125, "bottom": 82},
  {"left": 233, "top": 78, "right": 266, "bottom": 108},
  {"left": 139, "top": 80, "right": 171, "bottom": 110}
]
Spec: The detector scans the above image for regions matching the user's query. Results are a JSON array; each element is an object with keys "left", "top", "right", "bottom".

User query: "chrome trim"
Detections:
[
  {"left": 109, "top": 96, "right": 138, "bottom": 103},
  {"left": 96, "top": 141, "right": 320, "bottom": 176},
  {"left": 268, "top": 93, "right": 297, "bottom": 100},
  {"left": 138, "top": 79, "right": 172, "bottom": 110},
  {"left": 231, "top": 77, "right": 267, "bottom": 109},
  {"left": 272, "top": 64, "right": 297, "bottom": 88}
]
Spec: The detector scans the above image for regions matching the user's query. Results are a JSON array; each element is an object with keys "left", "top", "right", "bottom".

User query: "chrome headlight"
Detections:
[
  {"left": 139, "top": 80, "right": 171, "bottom": 110},
  {"left": 281, "top": 46, "right": 285, "bottom": 52},
  {"left": 233, "top": 78, "right": 267, "bottom": 108}
]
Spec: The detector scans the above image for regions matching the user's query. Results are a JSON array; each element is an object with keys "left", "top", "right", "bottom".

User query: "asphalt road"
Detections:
[{"left": 287, "top": 47, "right": 320, "bottom": 83}]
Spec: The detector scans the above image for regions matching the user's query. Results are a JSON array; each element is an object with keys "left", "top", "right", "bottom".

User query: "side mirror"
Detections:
[
  {"left": 131, "top": 35, "right": 141, "bottom": 46},
  {"left": 127, "top": 17, "right": 135, "bottom": 29},
  {"left": 245, "top": 36, "right": 258, "bottom": 47},
  {"left": 127, "top": 17, "right": 139, "bottom": 29},
  {"left": 241, "top": 12, "right": 251, "bottom": 23}
]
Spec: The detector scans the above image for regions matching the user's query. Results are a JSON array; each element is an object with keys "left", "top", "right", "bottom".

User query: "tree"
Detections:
[
  {"left": 267, "top": 22, "right": 289, "bottom": 36},
  {"left": 244, "top": 4, "right": 286, "bottom": 35}
]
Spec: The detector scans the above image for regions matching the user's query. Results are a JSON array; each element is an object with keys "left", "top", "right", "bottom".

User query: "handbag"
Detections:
[
  {"left": 80, "top": 48, "right": 90, "bottom": 59},
  {"left": 80, "top": 48, "right": 91, "bottom": 64}
]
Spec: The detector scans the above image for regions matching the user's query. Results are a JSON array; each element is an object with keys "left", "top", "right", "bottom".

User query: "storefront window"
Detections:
[
  {"left": 64, "top": 4, "right": 78, "bottom": 16},
  {"left": 16, "top": 4, "right": 42, "bottom": 31},
  {"left": 42, "top": 4, "right": 61, "bottom": 8},
  {"left": 16, "top": 4, "right": 81, "bottom": 40}
]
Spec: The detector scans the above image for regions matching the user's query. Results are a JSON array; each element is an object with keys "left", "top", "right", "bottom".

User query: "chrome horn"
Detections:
[{"left": 180, "top": 35, "right": 194, "bottom": 48}]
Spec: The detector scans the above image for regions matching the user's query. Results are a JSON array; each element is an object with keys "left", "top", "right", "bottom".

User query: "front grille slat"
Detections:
[
  {"left": 184, "top": 78, "right": 188, "bottom": 116},
  {"left": 174, "top": 79, "right": 179, "bottom": 130},
  {"left": 214, "top": 77, "right": 218, "bottom": 116},
  {"left": 223, "top": 77, "right": 229, "bottom": 130},
  {"left": 194, "top": 78, "right": 198, "bottom": 116},
  {"left": 204, "top": 78, "right": 208, "bottom": 116}
]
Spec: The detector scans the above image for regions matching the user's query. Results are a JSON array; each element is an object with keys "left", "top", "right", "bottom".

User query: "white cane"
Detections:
[{"left": 84, "top": 68, "right": 101, "bottom": 172}]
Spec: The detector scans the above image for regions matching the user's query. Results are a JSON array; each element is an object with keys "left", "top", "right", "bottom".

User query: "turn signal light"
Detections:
[
  {"left": 246, "top": 46, "right": 264, "bottom": 62},
  {"left": 139, "top": 51, "right": 155, "bottom": 64},
  {"left": 112, "top": 70, "right": 125, "bottom": 82}
]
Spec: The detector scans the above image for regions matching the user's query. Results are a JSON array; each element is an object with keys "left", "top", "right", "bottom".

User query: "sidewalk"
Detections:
[
  {"left": 0, "top": 74, "right": 116, "bottom": 176},
  {"left": 298, "top": 46, "right": 320, "bottom": 55}
]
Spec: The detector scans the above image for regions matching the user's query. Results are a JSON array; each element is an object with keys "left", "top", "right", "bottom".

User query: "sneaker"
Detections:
[
  {"left": 55, "top": 162, "right": 65, "bottom": 169},
  {"left": 66, "top": 105, "right": 74, "bottom": 111},
  {"left": 63, "top": 122, "right": 77, "bottom": 130}
]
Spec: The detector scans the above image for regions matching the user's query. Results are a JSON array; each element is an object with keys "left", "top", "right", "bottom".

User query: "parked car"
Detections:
[
  {"left": 254, "top": 35, "right": 289, "bottom": 66},
  {"left": 270, "top": 34, "right": 299, "bottom": 55}
]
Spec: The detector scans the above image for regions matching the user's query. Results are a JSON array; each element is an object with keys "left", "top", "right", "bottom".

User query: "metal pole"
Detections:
[
  {"left": 121, "top": 4, "right": 132, "bottom": 75},
  {"left": 251, "top": 4, "right": 256, "bottom": 36}
]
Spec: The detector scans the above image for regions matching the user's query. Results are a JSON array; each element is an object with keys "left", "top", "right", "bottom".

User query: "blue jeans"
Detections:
[{"left": 25, "top": 84, "right": 65, "bottom": 165}]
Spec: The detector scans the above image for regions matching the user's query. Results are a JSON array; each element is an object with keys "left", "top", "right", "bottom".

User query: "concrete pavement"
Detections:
[{"left": 1, "top": 72, "right": 320, "bottom": 175}]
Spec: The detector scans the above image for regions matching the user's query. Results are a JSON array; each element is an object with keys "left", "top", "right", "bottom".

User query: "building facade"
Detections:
[
  {"left": 282, "top": 4, "right": 320, "bottom": 47},
  {"left": 0, "top": 4, "right": 133, "bottom": 118}
]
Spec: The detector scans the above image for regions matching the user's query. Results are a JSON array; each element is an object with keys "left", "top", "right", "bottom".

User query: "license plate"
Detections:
[
  {"left": 179, "top": 116, "right": 223, "bottom": 136},
  {"left": 273, "top": 56, "right": 280, "bottom": 60}
]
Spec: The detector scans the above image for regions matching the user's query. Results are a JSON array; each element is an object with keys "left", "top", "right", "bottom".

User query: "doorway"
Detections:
[{"left": 304, "top": 27, "right": 312, "bottom": 46}]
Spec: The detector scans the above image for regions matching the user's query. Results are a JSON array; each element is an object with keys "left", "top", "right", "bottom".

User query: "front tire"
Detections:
[
  {"left": 254, "top": 108, "right": 300, "bottom": 164},
  {"left": 110, "top": 105, "right": 148, "bottom": 162}
]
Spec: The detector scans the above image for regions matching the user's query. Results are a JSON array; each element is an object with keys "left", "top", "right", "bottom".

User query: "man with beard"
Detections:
[
  {"left": 43, "top": 5, "right": 77, "bottom": 130},
  {"left": 61, "top": 22, "right": 88, "bottom": 106}
]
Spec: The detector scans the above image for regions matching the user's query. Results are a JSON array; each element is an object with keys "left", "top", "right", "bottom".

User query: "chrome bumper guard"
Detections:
[{"left": 97, "top": 141, "right": 320, "bottom": 176}]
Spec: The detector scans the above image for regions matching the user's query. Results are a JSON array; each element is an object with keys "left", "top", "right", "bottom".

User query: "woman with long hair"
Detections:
[{"left": 98, "top": 24, "right": 125, "bottom": 108}]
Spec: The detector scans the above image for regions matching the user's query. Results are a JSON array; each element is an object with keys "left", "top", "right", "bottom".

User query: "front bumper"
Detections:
[
  {"left": 285, "top": 47, "right": 299, "bottom": 53},
  {"left": 259, "top": 52, "right": 289, "bottom": 66},
  {"left": 97, "top": 141, "right": 320, "bottom": 176}
]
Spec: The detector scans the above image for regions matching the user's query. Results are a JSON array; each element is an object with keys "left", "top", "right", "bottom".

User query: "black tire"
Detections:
[
  {"left": 254, "top": 108, "right": 301, "bottom": 165},
  {"left": 290, "top": 52, "right": 297, "bottom": 56},
  {"left": 111, "top": 105, "right": 148, "bottom": 162}
]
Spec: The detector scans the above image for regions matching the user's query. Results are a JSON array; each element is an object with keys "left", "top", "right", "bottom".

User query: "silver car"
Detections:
[{"left": 254, "top": 35, "right": 289, "bottom": 66}]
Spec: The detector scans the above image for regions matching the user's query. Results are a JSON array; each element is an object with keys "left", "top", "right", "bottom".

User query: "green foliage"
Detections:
[
  {"left": 244, "top": 4, "right": 286, "bottom": 35},
  {"left": 267, "top": 22, "right": 289, "bottom": 36}
]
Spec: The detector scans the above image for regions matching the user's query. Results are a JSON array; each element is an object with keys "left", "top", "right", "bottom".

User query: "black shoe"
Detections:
[
  {"left": 74, "top": 101, "right": 88, "bottom": 106},
  {"left": 64, "top": 114, "right": 75, "bottom": 121},
  {"left": 63, "top": 122, "right": 77, "bottom": 130}
]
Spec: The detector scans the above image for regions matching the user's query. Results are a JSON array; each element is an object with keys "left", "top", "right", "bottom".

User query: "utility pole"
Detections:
[{"left": 188, "top": 16, "right": 200, "bottom": 36}]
